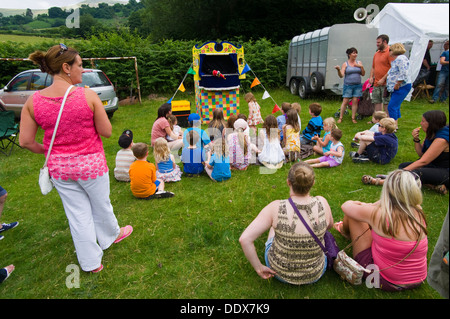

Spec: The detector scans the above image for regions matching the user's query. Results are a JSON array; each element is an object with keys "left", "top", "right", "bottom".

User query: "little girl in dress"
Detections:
[
  {"left": 245, "top": 92, "right": 264, "bottom": 135},
  {"left": 153, "top": 137, "right": 182, "bottom": 182},
  {"left": 166, "top": 114, "right": 182, "bottom": 142},
  {"left": 227, "top": 119, "right": 258, "bottom": 170},
  {"left": 282, "top": 109, "right": 301, "bottom": 162},
  {"left": 311, "top": 117, "right": 337, "bottom": 155},
  {"left": 258, "top": 115, "right": 285, "bottom": 169}
]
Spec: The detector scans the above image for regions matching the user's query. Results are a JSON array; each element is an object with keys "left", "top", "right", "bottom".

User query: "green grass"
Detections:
[{"left": 0, "top": 88, "right": 448, "bottom": 300}]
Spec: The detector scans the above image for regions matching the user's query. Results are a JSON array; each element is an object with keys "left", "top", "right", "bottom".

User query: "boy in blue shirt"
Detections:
[
  {"left": 181, "top": 130, "right": 207, "bottom": 176},
  {"left": 276, "top": 102, "right": 292, "bottom": 143},
  {"left": 300, "top": 103, "right": 323, "bottom": 145}
]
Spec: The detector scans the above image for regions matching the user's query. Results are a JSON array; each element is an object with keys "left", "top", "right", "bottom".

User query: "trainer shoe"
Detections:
[
  {"left": 155, "top": 191, "right": 175, "bottom": 199},
  {"left": 351, "top": 142, "right": 360, "bottom": 148},
  {"left": 352, "top": 155, "right": 370, "bottom": 163},
  {"left": 349, "top": 151, "right": 358, "bottom": 158},
  {"left": 0, "top": 222, "right": 19, "bottom": 234}
]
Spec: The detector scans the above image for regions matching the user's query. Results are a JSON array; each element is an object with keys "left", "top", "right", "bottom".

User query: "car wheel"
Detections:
[
  {"left": 289, "top": 78, "right": 299, "bottom": 95},
  {"left": 310, "top": 72, "right": 324, "bottom": 93}
]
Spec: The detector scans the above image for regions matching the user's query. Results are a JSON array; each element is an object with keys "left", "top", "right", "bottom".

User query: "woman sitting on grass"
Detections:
[
  {"left": 335, "top": 169, "right": 428, "bottom": 292},
  {"left": 362, "top": 110, "right": 449, "bottom": 194},
  {"left": 239, "top": 162, "right": 333, "bottom": 285}
]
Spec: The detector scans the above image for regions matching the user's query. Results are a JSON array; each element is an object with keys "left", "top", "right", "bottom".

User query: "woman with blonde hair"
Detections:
[
  {"left": 335, "top": 169, "right": 428, "bottom": 292},
  {"left": 240, "top": 162, "right": 333, "bottom": 285},
  {"left": 386, "top": 43, "right": 412, "bottom": 129}
]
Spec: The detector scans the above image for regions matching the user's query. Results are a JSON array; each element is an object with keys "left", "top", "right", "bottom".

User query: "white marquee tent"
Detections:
[{"left": 370, "top": 2, "right": 449, "bottom": 96}]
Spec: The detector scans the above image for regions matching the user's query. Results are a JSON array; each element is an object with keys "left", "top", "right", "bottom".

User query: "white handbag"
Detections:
[{"left": 39, "top": 85, "right": 74, "bottom": 195}]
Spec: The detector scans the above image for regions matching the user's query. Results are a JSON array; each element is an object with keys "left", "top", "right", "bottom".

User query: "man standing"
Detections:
[
  {"left": 414, "top": 40, "right": 433, "bottom": 87},
  {"left": 430, "top": 40, "right": 449, "bottom": 103},
  {"left": 369, "top": 34, "right": 391, "bottom": 113}
]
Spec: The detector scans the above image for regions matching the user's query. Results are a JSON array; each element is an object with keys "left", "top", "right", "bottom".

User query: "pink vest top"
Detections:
[
  {"left": 371, "top": 230, "right": 428, "bottom": 285},
  {"left": 33, "top": 87, "right": 108, "bottom": 181}
]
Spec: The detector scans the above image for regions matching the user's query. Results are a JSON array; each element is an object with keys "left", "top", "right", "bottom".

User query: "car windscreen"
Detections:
[{"left": 80, "top": 72, "right": 110, "bottom": 88}]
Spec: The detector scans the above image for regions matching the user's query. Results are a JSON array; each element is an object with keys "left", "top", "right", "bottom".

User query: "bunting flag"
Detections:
[
  {"left": 240, "top": 63, "right": 251, "bottom": 75},
  {"left": 178, "top": 83, "right": 186, "bottom": 92},
  {"left": 187, "top": 67, "right": 196, "bottom": 75},
  {"left": 167, "top": 97, "right": 173, "bottom": 104},
  {"left": 250, "top": 77, "right": 261, "bottom": 88},
  {"left": 262, "top": 90, "right": 270, "bottom": 100},
  {"left": 272, "top": 104, "right": 281, "bottom": 114}
]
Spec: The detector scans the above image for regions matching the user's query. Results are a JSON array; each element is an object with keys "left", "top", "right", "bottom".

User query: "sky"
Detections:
[{"left": 0, "top": 1, "right": 89, "bottom": 10}]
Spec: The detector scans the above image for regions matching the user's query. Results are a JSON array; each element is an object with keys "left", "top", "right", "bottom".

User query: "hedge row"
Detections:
[{"left": 0, "top": 32, "right": 289, "bottom": 98}]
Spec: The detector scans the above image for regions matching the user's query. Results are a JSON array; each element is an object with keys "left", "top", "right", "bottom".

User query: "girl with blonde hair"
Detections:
[
  {"left": 335, "top": 169, "right": 428, "bottom": 292},
  {"left": 153, "top": 137, "right": 182, "bottom": 182},
  {"left": 282, "top": 109, "right": 301, "bottom": 162},
  {"left": 311, "top": 117, "right": 337, "bottom": 155}
]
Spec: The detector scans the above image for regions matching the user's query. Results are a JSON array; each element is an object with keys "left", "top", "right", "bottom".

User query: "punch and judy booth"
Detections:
[{"left": 193, "top": 41, "right": 246, "bottom": 123}]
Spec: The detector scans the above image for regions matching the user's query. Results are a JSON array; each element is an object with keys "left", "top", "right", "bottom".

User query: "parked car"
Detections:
[{"left": 0, "top": 69, "right": 119, "bottom": 119}]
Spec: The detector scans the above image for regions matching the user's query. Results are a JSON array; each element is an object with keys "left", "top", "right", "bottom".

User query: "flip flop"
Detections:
[
  {"left": 333, "top": 221, "right": 350, "bottom": 240},
  {"left": 91, "top": 264, "right": 103, "bottom": 273},
  {"left": 361, "top": 175, "right": 382, "bottom": 185},
  {"left": 114, "top": 225, "right": 133, "bottom": 244}
]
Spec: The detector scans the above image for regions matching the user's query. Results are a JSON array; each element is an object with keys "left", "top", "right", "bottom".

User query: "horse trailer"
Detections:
[{"left": 286, "top": 23, "right": 378, "bottom": 99}]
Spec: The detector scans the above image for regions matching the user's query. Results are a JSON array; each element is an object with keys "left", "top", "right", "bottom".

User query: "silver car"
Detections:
[{"left": 0, "top": 69, "right": 119, "bottom": 119}]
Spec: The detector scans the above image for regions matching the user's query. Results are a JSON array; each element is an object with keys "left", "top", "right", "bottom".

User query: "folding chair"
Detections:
[
  {"left": 412, "top": 80, "right": 435, "bottom": 101},
  {"left": 0, "top": 110, "right": 21, "bottom": 156}
]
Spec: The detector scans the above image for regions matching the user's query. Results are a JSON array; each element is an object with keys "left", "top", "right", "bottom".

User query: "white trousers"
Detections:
[{"left": 52, "top": 173, "right": 120, "bottom": 272}]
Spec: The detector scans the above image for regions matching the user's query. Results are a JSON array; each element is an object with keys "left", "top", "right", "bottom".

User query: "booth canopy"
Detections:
[{"left": 370, "top": 2, "right": 449, "bottom": 86}]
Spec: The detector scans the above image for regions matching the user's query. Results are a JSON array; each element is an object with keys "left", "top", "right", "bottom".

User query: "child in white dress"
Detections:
[
  {"left": 153, "top": 137, "right": 182, "bottom": 182},
  {"left": 258, "top": 115, "right": 285, "bottom": 169}
]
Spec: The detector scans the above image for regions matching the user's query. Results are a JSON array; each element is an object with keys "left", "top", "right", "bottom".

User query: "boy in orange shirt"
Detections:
[{"left": 129, "top": 143, "right": 174, "bottom": 199}]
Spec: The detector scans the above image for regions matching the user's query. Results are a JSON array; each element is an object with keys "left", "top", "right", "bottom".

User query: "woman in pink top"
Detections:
[
  {"left": 19, "top": 44, "right": 132, "bottom": 273},
  {"left": 151, "top": 103, "right": 183, "bottom": 151},
  {"left": 335, "top": 169, "right": 428, "bottom": 292}
]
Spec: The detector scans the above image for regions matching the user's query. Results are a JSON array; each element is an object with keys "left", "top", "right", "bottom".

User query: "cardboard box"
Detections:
[{"left": 171, "top": 100, "right": 191, "bottom": 127}]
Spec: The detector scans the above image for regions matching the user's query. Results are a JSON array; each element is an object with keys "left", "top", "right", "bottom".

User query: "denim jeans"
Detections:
[{"left": 432, "top": 70, "right": 449, "bottom": 102}]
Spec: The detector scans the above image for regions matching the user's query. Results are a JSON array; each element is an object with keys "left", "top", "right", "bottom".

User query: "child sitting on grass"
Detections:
[
  {"left": 114, "top": 129, "right": 135, "bottom": 182},
  {"left": 153, "top": 137, "right": 182, "bottom": 182},
  {"left": 166, "top": 114, "right": 182, "bottom": 142},
  {"left": 258, "top": 115, "right": 285, "bottom": 169},
  {"left": 300, "top": 103, "right": 323, "bottom": 145},
  {"left": 305, "top": 128, "right": 345, "bottom": 168},
  {"left": 352, "top": 111, "right": 387, "bottom": 148},
  {"left": 205, "top": 135, "right": 231, "bottom": 182},
  {"left": 228, "top": 119, "right": 258, "bottom": 170},
  {"left": 182, "top": 130, "right": 208, "bottom": 176},
  {"left": 129, "top": 143, "right": 174, "bottom": 199},
  {"left": 282, "top": 109, "right": 301, "bottom": 162},
  {"left": 276, "top": 102, "right": 291, "bottom": 143},
  {"left": 350, "top": 117, "right": 398, "bottom": 164},
  {"left": 311, "top": 117, "right": 337, "bottom": 155}
]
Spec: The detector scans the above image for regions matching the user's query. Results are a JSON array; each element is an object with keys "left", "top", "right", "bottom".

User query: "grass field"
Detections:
[{"left": 0, "top": 88, "right": 448, "bottom": 302}]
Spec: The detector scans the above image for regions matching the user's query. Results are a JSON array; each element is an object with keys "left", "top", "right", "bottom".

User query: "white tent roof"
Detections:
[{"left": 370, "top": 3, "right": 449, "bottom": 98}]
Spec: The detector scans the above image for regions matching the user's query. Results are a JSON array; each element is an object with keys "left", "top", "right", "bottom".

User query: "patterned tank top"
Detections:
[
  {"left": 268, "top": 198, "right": 327, "bottom": 285},
  {"left": 33, "top": 87, "right": 108, "bottom": 181}
]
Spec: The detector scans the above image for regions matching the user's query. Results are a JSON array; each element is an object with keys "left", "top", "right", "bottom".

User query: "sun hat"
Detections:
[{"left": 233, "top": 118, "right": 248, "bottom": 131}]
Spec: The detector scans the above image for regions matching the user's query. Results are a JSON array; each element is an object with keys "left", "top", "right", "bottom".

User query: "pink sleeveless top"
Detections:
[
  {"left": 33, "top": 87, "right": 108, "bottom": 181},
  {"left": 371, "top": 230, "right": 428, "bottom": 285}
]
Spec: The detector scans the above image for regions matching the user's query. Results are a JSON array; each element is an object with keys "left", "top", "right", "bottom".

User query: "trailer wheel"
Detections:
[
  {"left": 298, "top": 78, "right": 309, "bottom": 99},
  {"left": 289, "top": 78, "right": 299, "bottom": 95},
  {"left": 310, "top": 72, "right": 324, "bottom": 93}
]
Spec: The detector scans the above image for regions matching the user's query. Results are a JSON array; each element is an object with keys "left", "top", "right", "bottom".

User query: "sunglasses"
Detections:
[{"left": 56, "top": 43, "right": 68, "bottom": 57}]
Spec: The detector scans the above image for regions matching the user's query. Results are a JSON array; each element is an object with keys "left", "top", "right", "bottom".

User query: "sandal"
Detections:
[
  {"left": 333, "top": 221, "right": 350, "bottom": 240},
  {"left": 435, "top": 184, "right": 448, "bottom": 195},
  {"left": 114, "top": 225, "right": 133, "bottom": 244},
  {"left": 91, "top": 264, "right": 103, "bottom": 273},
  {"left": 361, "top": 175, "right": 382, "bottom": 185},
  {"left": 352, "top": 118, "right": 357, "bottom": 124}
]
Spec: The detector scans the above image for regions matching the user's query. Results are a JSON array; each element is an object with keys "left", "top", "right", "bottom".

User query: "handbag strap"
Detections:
[
  {"left": 43, "top": 85, "right": 74, "bottom": 168},
  {"left": 288, "top": 197, "right": 328, "bottom": 256}
]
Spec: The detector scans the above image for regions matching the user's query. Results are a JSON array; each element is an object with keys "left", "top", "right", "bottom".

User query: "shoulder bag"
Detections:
[
  {"left": 288, "top": 197, "right": 339, "bottom": 270},
  {"left": 39, "top": 85, "right": 74, "bottom": 195}
]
